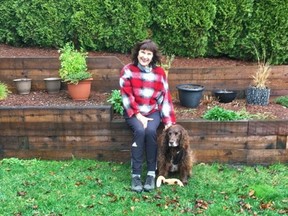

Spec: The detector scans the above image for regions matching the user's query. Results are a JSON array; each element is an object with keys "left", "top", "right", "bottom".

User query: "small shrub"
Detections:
[
  {"left": 0, "top": 82, "right": 10, "bottom": 100},
  {"left": 275, "top": 95, "right": 288, "bottom": 108},
  {"left": 202, "top": 106, "right": 274, "bottom": 121},
  {"left": 107, "top": 89, "right": 124, "bottom": 115},
  {"left": 202, "top": 106, "right": 250, "bottom": 121}
]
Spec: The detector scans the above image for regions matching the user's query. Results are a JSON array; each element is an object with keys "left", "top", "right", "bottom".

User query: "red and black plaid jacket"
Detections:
[{"left": 119, "top": 63, "right": 176, "bottom": 125}]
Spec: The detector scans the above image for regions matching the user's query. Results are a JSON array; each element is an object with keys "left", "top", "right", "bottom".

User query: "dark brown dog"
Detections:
[{"left": 157, "top": 124, "right": 194, "bottom": 185}]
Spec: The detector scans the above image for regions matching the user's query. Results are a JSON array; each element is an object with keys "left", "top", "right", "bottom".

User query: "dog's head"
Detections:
[{"left": 165, "top": 124, "right": 188, "bottom": 148}]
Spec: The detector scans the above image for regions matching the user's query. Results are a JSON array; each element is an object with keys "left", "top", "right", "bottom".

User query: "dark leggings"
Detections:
[{"left": 124, "top": 111, "right": 161, "bottom": 175}]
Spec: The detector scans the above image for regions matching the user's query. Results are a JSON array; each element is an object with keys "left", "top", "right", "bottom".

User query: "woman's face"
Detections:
[{"left": 138, "top": 49, "right": 153, "bottom": 67}]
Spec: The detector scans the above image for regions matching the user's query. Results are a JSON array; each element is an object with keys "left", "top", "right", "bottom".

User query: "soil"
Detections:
[{"left": 0, "top": 44, "right": 287, "bottom": 120}]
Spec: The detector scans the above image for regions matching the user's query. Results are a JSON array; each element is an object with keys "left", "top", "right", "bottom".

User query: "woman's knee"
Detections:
[
  {"left": 134, "top": 127, "right": 145, "bottom": 137},
  {"left": 145, "top": 127, "right": 157, "bottom": 137}
]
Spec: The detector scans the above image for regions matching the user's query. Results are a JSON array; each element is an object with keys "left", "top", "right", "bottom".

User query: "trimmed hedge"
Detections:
[{"left": 0, "top": 0, "right": 287, "bottom": 64}]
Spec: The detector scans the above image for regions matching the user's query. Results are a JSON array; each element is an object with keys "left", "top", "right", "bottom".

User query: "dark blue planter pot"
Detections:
[
  {"left": 176, "top": 84, "right": 204, "bottom": 108},
  {"left": 213, "top": 90, "right": 237, "bottom": 103}
]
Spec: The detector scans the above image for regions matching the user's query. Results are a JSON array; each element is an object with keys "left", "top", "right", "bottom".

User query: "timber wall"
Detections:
[
  {"left": 0, "top": 106, "right": 287, "bottom": 164},
  {"left": 0, "top": 56, "right": 288, "bottom": 164},
  {"left": 0, "top": 57, "right": 288, "bottom": 96}
]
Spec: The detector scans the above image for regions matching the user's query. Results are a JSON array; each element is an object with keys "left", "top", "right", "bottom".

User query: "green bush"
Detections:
[
  {"left": 152, "top": 0, "right": 216, "bottom": 57},
  {"left": 71, "top": 0, "right": 150, "bottom": 52},
  {"left": 207, "top": 0, "right": 253, "bottom": 56},
  {"left": 0, "top": 0, "right": 288, "bottom": 64},
  {"left": 231, "top": 0, "right": 288, "bottom": 64},
  {"left": 202, "top": 106, "right": 250, "bottom": 121},
  {"left": 0, "top": 0, "right": 21, "bottom": 44},
  {"left": 202, "top": 106, "right": 274, "bottom": 121},
  {"left": 14, "top": 0, "right": 72, "bottom": 47}
]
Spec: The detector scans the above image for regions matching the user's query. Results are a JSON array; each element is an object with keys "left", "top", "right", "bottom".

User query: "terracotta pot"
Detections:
[
  {"left": 67, "top": 78, "right": 93, "bottom": 101},
  {"left": 44, "top": 77, "right": 61, "bottom": 94},
  {"left": 13, "top": 78, "right": 32, "bottom": 95},
  {"left": 176, "top": 83, "right": 204, "bottom": 108}
]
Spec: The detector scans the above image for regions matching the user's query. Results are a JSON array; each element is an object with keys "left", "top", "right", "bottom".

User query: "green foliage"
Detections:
[
  {"left": 202, "top": 106, "right": 273, "bottom": 121},
  {"left": 1, "top": 0, "right": 288, "bottom": 64},
  {"left": 202, "top": 106, "right": 250, "bottom": 121},
  {"left": 14, "top": 0, "right": 71, "bottom": 47},
  {"left": 0, "top": 82, "right": 10, "bottom": 100},
  {"left": 152, "top": 0, "right": 216, "bottom": 57},
  {"left": 0, "top": 0, "right": 21, "bottom": 44},
  {"left": 275, "top": 95, "right": 288, "bottom": 108},
  {"left": 1, "top": 158, "right": 287, "bottom": 215},
  {"left": 107, "top": 89, "right": 124, "bottom": 115},
  {"left": 207, "top": 0, "right": 253, "bottom": 56},
  {"left": 70, "top": 0, "right": 150, "bottom": 52},
  {"left": 230, "top": 0, "right": 288, "bottom": 64},
  {"left": 59, "top": 42, "right": 91, "bottom": 84}
]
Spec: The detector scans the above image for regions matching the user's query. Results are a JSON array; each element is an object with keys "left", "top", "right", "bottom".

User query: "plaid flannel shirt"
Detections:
[{"left": 119, "top": 63, "right": 176, "bottom": 125}]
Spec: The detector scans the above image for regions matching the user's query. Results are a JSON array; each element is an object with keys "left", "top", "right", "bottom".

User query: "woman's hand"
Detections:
[
  {"left": 164, "top": 123, "right": 172, "bottom": 131},
  {"left": 135, "top": 113, "right": 153, "bottom": 129}
]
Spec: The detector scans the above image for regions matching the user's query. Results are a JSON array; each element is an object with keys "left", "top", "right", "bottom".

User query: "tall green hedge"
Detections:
[
  {"left": 14, "top": 0, "right": 72, "bottom": 48},
  {"left": 231, "top": 0, "right": 288, "bottom": 64},
  {"left": 207, "top": 0, "right": 254, "bottom": 57},
  {"left": 0, "top": 0, "right": 21, "bottom": 45},
  {"left": 0, "top": 0, "right": 287, "bottom": 64},
  {"left": 70, "top": 0, "right": 150, "bottom": 52},
  {"left": 152, "top": 0, "right": 216, "bottom": 57}
]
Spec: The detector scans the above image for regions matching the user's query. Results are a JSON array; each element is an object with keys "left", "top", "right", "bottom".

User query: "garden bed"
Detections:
[
  {"left": 0, "top": 45, "right": 287, "bottom": 164},
  {"left": 0, "top": 90, "right": 287, "bottom": 120}
]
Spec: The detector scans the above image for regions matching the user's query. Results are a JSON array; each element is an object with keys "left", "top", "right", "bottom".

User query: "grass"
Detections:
[{"left": 0, "top": 158, "right": 287, "bottom": 216}]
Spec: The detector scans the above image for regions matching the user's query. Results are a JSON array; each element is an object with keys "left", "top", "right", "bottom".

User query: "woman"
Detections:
[{"left": 119, "top": 39, "right": 176, "bottom": 192}]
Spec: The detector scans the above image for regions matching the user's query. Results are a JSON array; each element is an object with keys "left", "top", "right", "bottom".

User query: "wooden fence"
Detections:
[{"left": 0, "top": 57, "right": 287, "bottom": 164}]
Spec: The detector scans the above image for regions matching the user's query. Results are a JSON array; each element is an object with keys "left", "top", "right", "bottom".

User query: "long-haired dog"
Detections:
[{"left": 157, "top": 124, "right": 194, "bottom": 185}]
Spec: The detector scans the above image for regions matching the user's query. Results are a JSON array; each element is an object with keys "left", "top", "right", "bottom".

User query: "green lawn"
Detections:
[{"left": 0, "top": 158, "right": 287, "bottom": 215}]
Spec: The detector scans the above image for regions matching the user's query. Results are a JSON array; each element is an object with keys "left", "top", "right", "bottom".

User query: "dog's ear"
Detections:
[
  {"left": 179, "top": 126, "right": 190, "bottom": 149},
  {"left": 158, "top": 129, "right": 168, "bottom": 147}
]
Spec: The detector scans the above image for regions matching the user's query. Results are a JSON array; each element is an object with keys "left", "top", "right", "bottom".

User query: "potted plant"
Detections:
[
  {"left": 176, "top": 83, "right": 204, "bottom": 108},
  {"left": 246, "top": 48, "right": 271, "bottom": 106},
  {"left": 59, "top": 42, "right": 93, "bottom": 100},
  {"left": 0, "top": 82, "right": 11, "bottom": 100},
  {"left": 13, "top": 78, "right": 32, "bottom": 95}
]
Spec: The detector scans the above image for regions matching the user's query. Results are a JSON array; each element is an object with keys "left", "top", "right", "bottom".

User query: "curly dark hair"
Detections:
[{"left": 131, "top": 39, "right": 162, "bottom": 68}]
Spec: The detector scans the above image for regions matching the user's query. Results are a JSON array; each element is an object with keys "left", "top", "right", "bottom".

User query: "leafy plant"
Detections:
[
  {"left": 202, "top": 106, "right": 274, "bottom": 121},
  {"left": 275, "top": 95, "right": 288, "bottom": 108},
  {"left": 0, "top": 82, "right": 10, "bottom": 100},
  {"left": 58, "top": 42, "right": 91, "bottom": 84},
  {"left": 202, "top": 106, "right": 250, "bottom": 121},
  {"left": 107, "top": 89, "right": 124, "bottom": 115}
]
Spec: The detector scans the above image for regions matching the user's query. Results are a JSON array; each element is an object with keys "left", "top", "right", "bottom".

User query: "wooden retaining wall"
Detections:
[
  {"left": 0, "top": 56, "right": 288, "bottom": 164},
  {"left": 0, "top": 106, "right": 287, "bottom": 164},
  {"left": 0, "top": 57, "right": 288, "bottom": 96}
]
